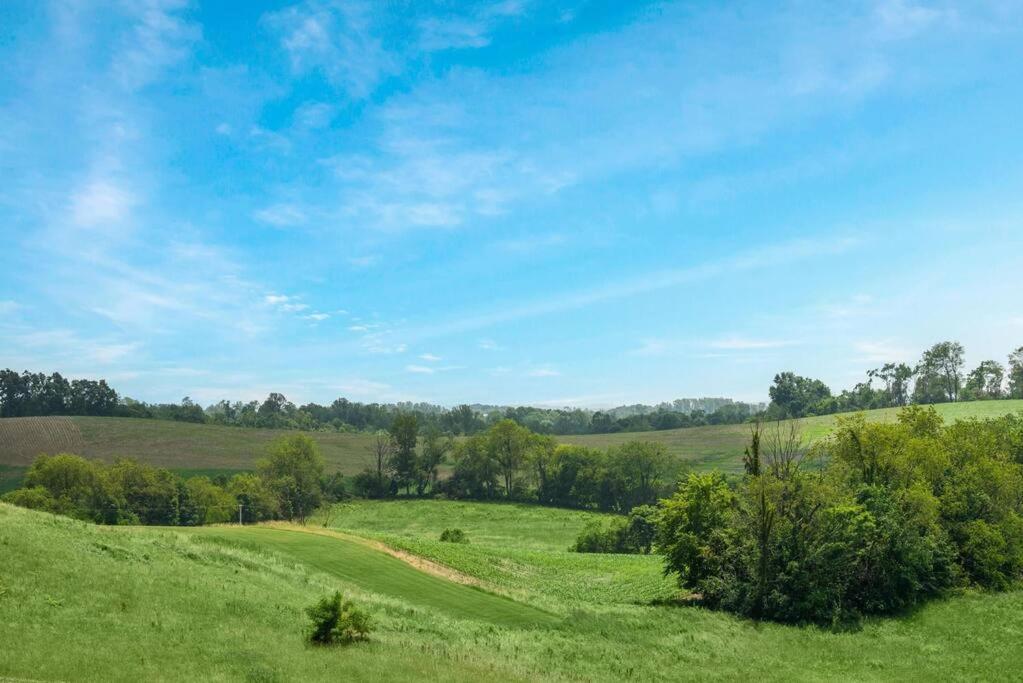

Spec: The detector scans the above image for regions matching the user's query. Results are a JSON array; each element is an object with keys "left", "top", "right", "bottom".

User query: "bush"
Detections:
[
  {"left": 305, "top": 591, "right": 371, "bottom": 646},
  {"left": 2, "top": 486, "right": 58, "bottom": 513},
  {"left": 572, "top": 507, "right": 658, "bottom": 554},
  {"left": 439, "top": 528, "right": 468, "bottom": 543}
]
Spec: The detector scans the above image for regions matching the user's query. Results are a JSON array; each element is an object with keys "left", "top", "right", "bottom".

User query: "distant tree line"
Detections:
[
  {"left": 658, "top": 407, "right": 1023, "bottom": 625},
  {"left": 766, "top": 341, "right": 1023, "bottom": 419},
  {"left": 1, "top": 434, "right": 343, "bottom": 526},
  {"left": 353, "top": 416, "right": 681, "bottom": 513},
  {"left": 0, "top": 369, "right": 761, "bottom": 434}
]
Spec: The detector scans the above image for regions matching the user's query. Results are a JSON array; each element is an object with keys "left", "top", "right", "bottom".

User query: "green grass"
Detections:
[
  {"left": 563, "top": 399, "right": 1023, "bottom": 472},
  {"left": 4, "top": 500, "right": 1023, "bottom": 681},
  {"left": 325, "top": 498, "right": 614, "bottom": 552},
  {"left": 188, "top": 525, "right": 554, "bottom": 627}
]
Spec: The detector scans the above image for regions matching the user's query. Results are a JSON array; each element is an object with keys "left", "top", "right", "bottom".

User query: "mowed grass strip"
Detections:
[{"left": 188, "top": 525, "right": 556, "bottom": 628}]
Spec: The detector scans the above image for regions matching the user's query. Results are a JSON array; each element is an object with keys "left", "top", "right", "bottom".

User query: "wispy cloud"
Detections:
[
  {"left": 405, "top": 364, "right": 435, "bottom": 374},
  {"left": 707, "top": 337, "right": 800, "bottom": 351},
  {"left": 253, "top": 203, "right": 307, "bottom": 227},
  {"left": 853, "top": 340, "right": 915, "bottom": 364},
  {"left": 419, "top": 353, "right": 442, "bottom": 362},
  {"left": 264, "top": 0, "right": 398, "bottom": 99},
  {"left": 113, "top": 0, "right": 201, "bottom": 90},
  {"left": 411, "top": 236, "right": 861, "bottom": 341},
  {"left": 418, "top": 1, "right": 526, "bottom": 51},
  {"left": 71, "top": 179, "right": 136, "bottom": 228},
  {"left": 527, "top": 367, "right": 560, "bottom": 378}
]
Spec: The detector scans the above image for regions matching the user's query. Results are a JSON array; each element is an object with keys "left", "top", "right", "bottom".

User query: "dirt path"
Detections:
[{"left": 261, "top": 522, "right": 489, "bottom": 589}]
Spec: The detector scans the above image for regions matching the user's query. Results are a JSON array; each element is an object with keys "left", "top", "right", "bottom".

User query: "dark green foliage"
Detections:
[
  {"left": 572, "top": 506, "right": 660, "bottom": 554},
  {"left": 659, "top": 408, "right": 1023, "bottom": 625},
  {"left": 258, "top": 435, "right": 325, "bottom": 522},
  {"left": 305, "top": 591, "right": 371, "bottom": 646},
  {"left": 439, "top": 528, "right": 468, "bottom": 543}
]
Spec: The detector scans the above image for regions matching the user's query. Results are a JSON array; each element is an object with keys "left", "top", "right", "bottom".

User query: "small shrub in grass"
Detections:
[
  {"left": 305, "top": 591, "right": 371, "bottom": 646},
  {"left": 439, "top": 528, "right": 469, "bottom": 543}
]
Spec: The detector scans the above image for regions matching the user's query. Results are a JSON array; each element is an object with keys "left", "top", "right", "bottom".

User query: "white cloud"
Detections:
[
  {"left": 254, "top": 203, "right": 307, "bottom": 227},
  {"left": 264, "top": 294, "right": 290, "bottom": 305},
  {"left": 71, "top": 179, "right": 135, "bottom": 227},
  {"left": 479, "top": 338, "right": 501, "bottom": 350},
  {"left": 527, "top": 367, "right": 560, "bottom": 378},
  {"left": 264, "top": 0, "right": 398, "bottom": 99},
  {"left": 405, "top": 364, "right": 435, "bottom": 374},
  {"left": 410, "top": 236, "right": 860, "bottom": 341},
  {"left": 419, "top": 353, "right": 442, "bottom": 362},
  {"left": 303, "top": 312, "right": 330, "bottom": 321},
  {"left": 853, "top": 340, "right": 915, "bottom": 364},
  {"left": 113, "top": 0, "right": 201, "bottom": 90},
  {"left": 707, "top": 337, "right": 799, "bottom": 351},
  {"left": 0, "top": 300, "right": 19, "bottom": 314}
]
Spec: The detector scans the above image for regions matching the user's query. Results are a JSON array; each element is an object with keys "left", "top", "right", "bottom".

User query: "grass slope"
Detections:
[
  {"left": 563, "top": 399, "right": 1023, "bottom": 472},
  {"left": 188, "top": 525, "right": 554, "bottom": 627},
  {"left": 4, "top": 501, "right": 1023, "bottom": 681},
  {"left": 1, "top": 400, "right": 1021, "bottom": 477}
]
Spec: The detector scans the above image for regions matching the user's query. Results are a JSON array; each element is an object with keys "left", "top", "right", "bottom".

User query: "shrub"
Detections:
[
  {"left": 2, "top": 486, "right": 58, "bottom": 513},
  {"left": 439, "top": 528, "right": 468, "bottom": 543},
  {"left": 305, "top": 591, "right": 371, "bottom": 646},
  {"left": 572, "top": 507, "right": 658, "bottom": 554}
]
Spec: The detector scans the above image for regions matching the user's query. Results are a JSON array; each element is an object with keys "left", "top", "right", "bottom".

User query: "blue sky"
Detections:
[{"left": 2, "top": 0, "right": 1022, "bottom": 408}]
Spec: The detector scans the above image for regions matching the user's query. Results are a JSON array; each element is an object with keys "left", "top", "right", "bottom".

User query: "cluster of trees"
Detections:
[
  {"left": 768, "top": 342, "right": 1023, "bottom": 419},
  {"left": 0, "top": 368, "right": 760, "bottom": 435},
  {"left": 353, "top": 416, "right": 680, "bottom": 513},
  {"left": 1, "top": 435, "right": 343, "bottom": 525},
  {"left": 0, "top": 370, "right": 118, "bottom": 417},
  {"left": 658, "top": 407, "right": 1023, "bottom": 624}
]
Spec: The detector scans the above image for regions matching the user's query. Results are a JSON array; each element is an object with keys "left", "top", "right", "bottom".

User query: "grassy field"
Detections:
[
  {"left": 2, "top": 400, "right": 1022, "bottom": 479},
  {"left": 563, "top": 399, "right": 1023, "bottom": 472},
  {"left": 4, "top": 500, "right": 1023, "bottom": 681}
]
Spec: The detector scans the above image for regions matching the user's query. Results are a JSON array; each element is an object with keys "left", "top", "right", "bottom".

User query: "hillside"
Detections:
[
  {"left": 4, "top": 500, "right": 1023, "bottom": 681},
  {"left": 563, "top": 399, "right": 1023, "bottom": 472},
  {"left": 1, "top": 401, "right": 1021, "bottom": 486}
]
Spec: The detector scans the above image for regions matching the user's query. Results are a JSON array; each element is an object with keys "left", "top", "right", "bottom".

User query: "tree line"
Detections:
[
  {"left": 1, "top": 434, "right": 341, "bottom": 525},
  {"left": 767, "top": 341, "right": 1023, "bottom": 419},
  {"left": 0, "top": 369, "right": 759, "bottom": 434},
  {"left": 658, "top": 407, "right": 1023, "bottom": 624},
  {"left": 353, "top": 416, "right": 681, "bottom": 513}
]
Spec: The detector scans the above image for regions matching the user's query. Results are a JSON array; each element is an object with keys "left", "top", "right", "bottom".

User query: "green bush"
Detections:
[
  {"left": 439, "top": 528, "right": 468, "bottom": 543},
  {"left": 572, "top": 506, "right": 659, "bottom": 554},
  {"left": 1, "top": 486, "right": 58, "bottom": 513},
  {"left": 305, "top": 591, "right": 371, "bottom": 646},
  {"left": 658, "top": 409, "right": 1023, "bottom": 625}
]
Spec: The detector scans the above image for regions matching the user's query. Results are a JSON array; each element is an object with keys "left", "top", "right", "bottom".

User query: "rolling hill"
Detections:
[
  {"left": 1, "top": 401, "right": 1021, "bottom": 488},
  {"left": 3, "top": 500, "right": 1023, "bottom": 681}
]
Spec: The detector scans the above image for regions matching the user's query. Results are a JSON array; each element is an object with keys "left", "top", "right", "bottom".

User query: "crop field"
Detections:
[
  {"left": 0, "top": 415, "right": 380, "bottom": 473},
  {"left": 3, "top": 500, "right": 1023, "bottom": 681},
  {"left": 2, "top": 400, "right": 1021, "bottom": 478}
]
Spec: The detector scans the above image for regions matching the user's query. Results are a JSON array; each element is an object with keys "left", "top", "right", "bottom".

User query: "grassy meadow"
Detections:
[
  {"left": 3, "top": 500, "right": 1023, "bottom": 681},
  {"left": 564, "top": 399, "right": 1023, "bottom": 472}
]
